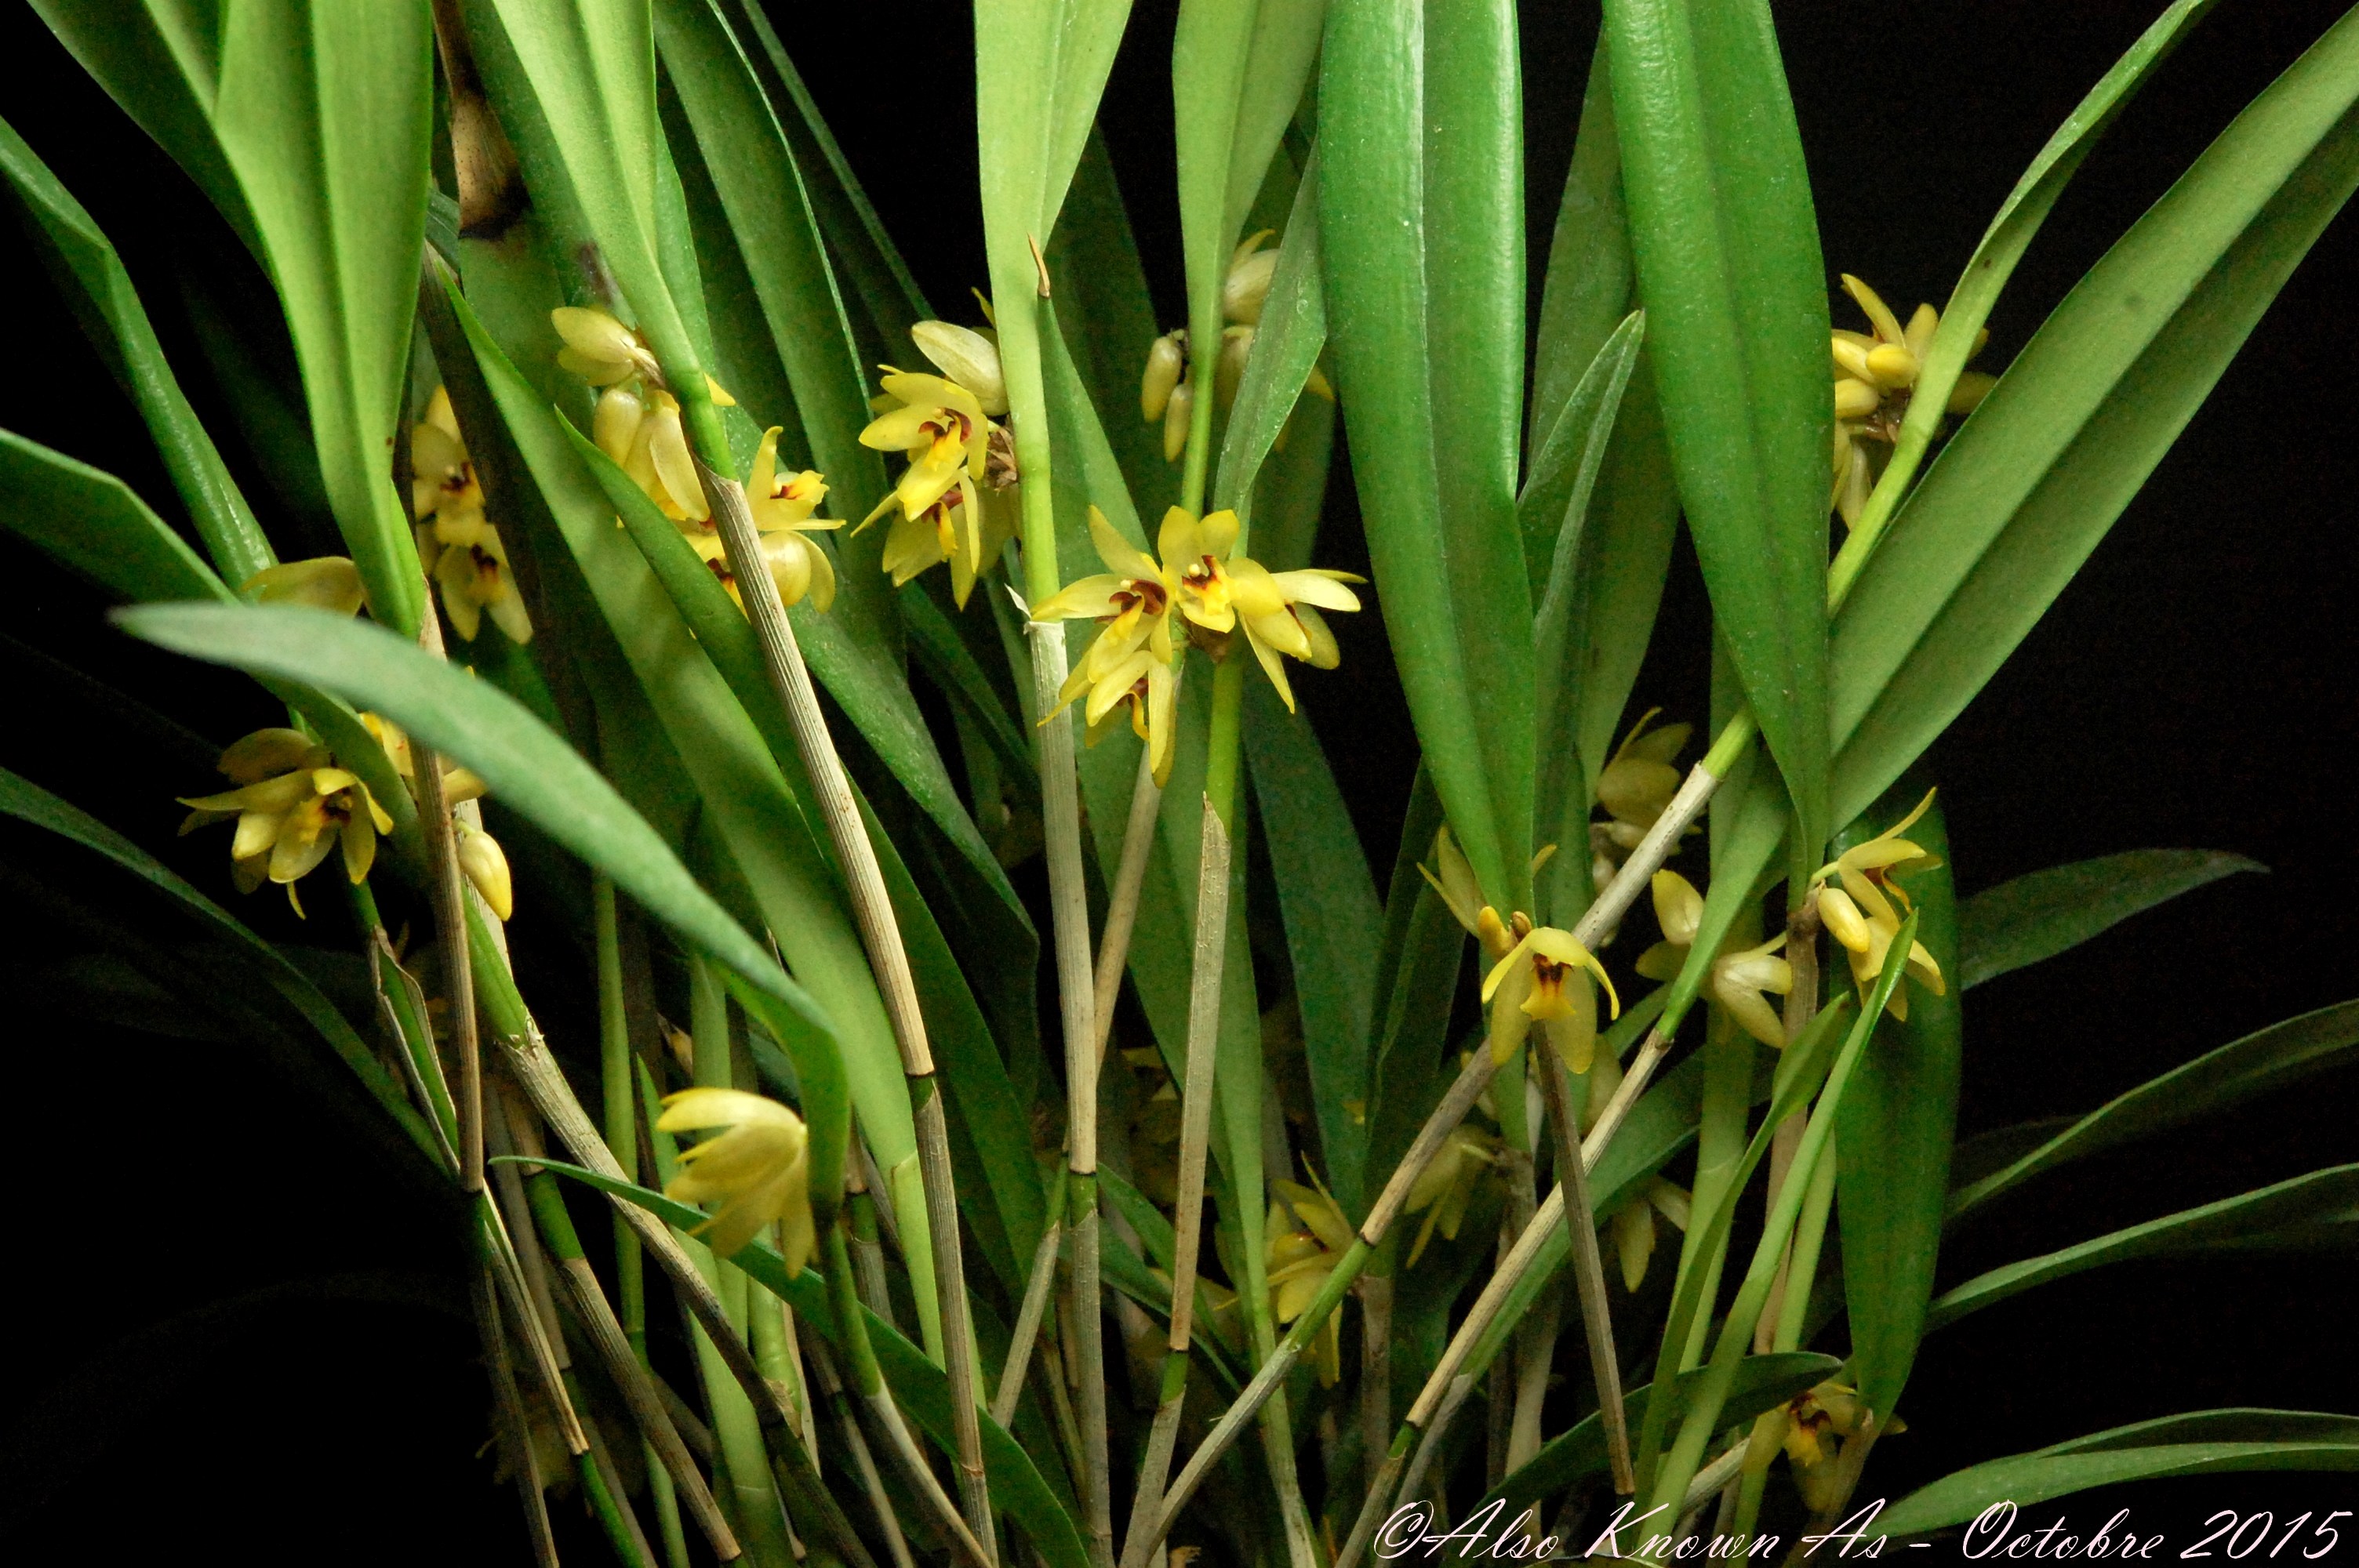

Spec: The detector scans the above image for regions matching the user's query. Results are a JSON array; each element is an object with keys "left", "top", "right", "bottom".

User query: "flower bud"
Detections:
[
  {"left": 1141, "top": 332, "right": 1185, "bottom": 422},
  {"left": 1161, "top": 377, "right": 1194, "bottom": 463},
  {"left": 1831, "top": 336, "right": 1877, "bottom": 383},
  {"left": 1215, "top": 325, "right": 1255, "bottom": 410},
  {"left": 1834, "top": 376, "right": 1881, "bottom": 419},
  {"left": 1816, "top": 884, "right": 1872, "bottom": 953},
  {"left": 245, "top": 557, "right": 365, "bottom": 617},
  {"left": 912, "top": 321, "right": 1009, "bottom": 415},
  {"left": 1223, "top": 246, "right": 1278, "bottom": 325},
  {"left": 456, "top": 821, "right": 514, "bottom": 920},
  {"left": 1650, "top": 869, "right": 1703, "bottom": 948},
  {"left": 594, "top": 386, "right": 645, "bottom": 464},
  {"left": 1864, "top": 342, "right": 1918, "bottom": 387}
]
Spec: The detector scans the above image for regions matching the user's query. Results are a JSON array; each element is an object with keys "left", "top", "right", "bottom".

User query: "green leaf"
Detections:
[
  {"left": 1603, "top": 0, "right": 1829, "bottom": 859},
  {"left": 209, "top": 0, "right": 433, "bottom": 637},
  {"left": 522, "top": 1160, "right": 1091, "bottom": 1568},
  {"left": 1243, "top": 677, "right": 1378, "bottom": 1216},
  {"left": 1958, "top": 848, "right": 2265, "bottom": 989},
  {"left": 1047, "top": 132, "right": 1174, "bottom": 524},
  {"left": 1320, "top": 0, "right": 1533, "bottom": 912},
  {"left": 1837, "top": 786, "right": 1960, "bottom": 1421},
  {"left": 1830, "top": 7, "right": 2359, "bottom": 828},
  {"left": 1218, "top": 1, "right": 1323, "bottom": 251},
  {"left": 0, "top": 114, "right": 273, "bottom": 586},
  {"left": 1950, "top": 1000, "right": 2359, "bottom": 1221},
  {"left": 1878, "top": 1410, "right": 2359, "bottom": 1534},
  {"left": 1212, "top": 160, "right": 1325, "bottom": 524},
  {"left": 0, "top": 763, "right": 440, "bottom": 1167},
  {"left": 1483, "top": 1352, "right": 1840, "bottom": 1524},
  {"left": 1928, "top": 1164, "right": 2359, "bottom": 1334},
  {"left": 27, "top": 1, "right": 260, "bottom": 255},
  {"left": 1527, "top": 42, "right": 1631, "bottom": 459},
  {"left": 1521, "top": 309, "right": 1643, "bottom": 596}
]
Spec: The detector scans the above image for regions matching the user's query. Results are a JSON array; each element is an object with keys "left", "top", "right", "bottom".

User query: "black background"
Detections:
[{"left": 0, "top": 0, "right": 2353, "bottom": 1558}]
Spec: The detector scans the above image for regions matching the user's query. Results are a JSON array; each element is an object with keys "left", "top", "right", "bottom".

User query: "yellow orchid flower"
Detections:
[
  {"left": 1401, "top": 1125, "right": 1505, "bottom": 1268},
  {"left": 1633, "top": 869, "right": 1794, "bottom": 1047},
  {"left": 689, "top": 426, "right": 845, "bottom": 615},
  {"left": 1810, "top": 789, "right": 1946, "bottom": 1020},
  {"left": 859, "top": 368, "right": 990, "bottom": 524},
  {"left": 243, "top": 557, "right": 365, "bottom": 617},
  {"left": 657, "top": 1087, "right": 817, "bottom": 1269},
  {"left": 1830, "top": 274, "right": 1998, "bottom": 528},
  {"left": 409, "top": 387, "right": 533, "bottom": 644},
  {"left": 1267, "top": 1178, "right": 1351, "bottom": 1385},
  {"left": 1481, "top": 922, "right": 1622, "bottom": 1073},
  {"left": 1611, "top": 1176, "right": 1692, "bottom": 1293},
  {"left": 1152, "top": 504, "right": 1362, "bottom": 710},
  {"left": 1593, "top": 709, "right": 1692, "bottom": 877},
  {"left": 176, "top": 727, "right": 395, "bottom": 916},
  {"left": 551, "top": 305, "right": 662, "bottom": 387},
  {"left": 1031, "top": 506, "right": 1186, "bottom": 782},
  {"left": 910, "top": 319, "right": 1008, "bottom": 415},
  {"left": 865, "top": 472, "right": 1016, "bottom": 609}
]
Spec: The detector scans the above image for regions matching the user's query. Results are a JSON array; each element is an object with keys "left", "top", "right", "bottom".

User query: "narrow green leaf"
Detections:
[
  {"left": 1243, "top": 677, "right": 1377, "bottom": 1215},
  {"left": 1929, "top": 1164, "right": 2359, "bottom": 1334},
  {"left": 1219, "top": 0, "right": 1323, "bottom": 248},
  {"left": 1321, "top": 0, "right": 1533, "bottom": 911},
  {"left": 1950, "top": 1000, "right": 2359, "bottom": 1221},
  {"left": 1484, "top": 1353, "right": 1840, "bottom": 1524},
  {"left": 1604, "top": 0, "right": 1829, "bottom": 858},
  {"left": 1527, "top": 41, "right": 1631, "bottom": 458},
  {"left": 211, "top": 0, "right": 433, "bottom": 637},
  {"left": 1212, "top": 159, "right": 1325, "bottom": 523},
  {"left": 1958, "top": 848, "right": 2266, "bottom": 989},
  {"left": 522, "top": 1160, "right": 1092, "bottom": 1568},
  {"left": 1521, "top": 309, "right": 1642, "bottom": 593},
  {"left": 0, "top": 114, "right": 272, "bottom": 586},
  {"left": 1837, "top": 786, "right": 1961, "bottom": 1420},
  {"left": 1878, "top": 1410, "right": 2359, "bottom": 1534},
  {"left": 0, "top": 763, "right": 440, "bottom": 1167},
  {"left": 1830, "top": 9, "right": 2359, "bottom": 827},
  {"left": 1047, "top": 132, "right": 1174, "bottom": 524}
]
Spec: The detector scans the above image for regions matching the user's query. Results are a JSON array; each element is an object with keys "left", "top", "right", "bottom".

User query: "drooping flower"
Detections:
[
  {"left": 177, "top": 727, "right": 394, "bottom": 916},
  {"left": 1030, "top": 506, "right": 1186, "bottom": 779},
  {"left": 1267, "top": 1177, "right": 1352, "bottom": 1384},
  {"left": 860, "top": 370, "right": 991, "bottom": 524},
  {"left": 692, "top": 427, "right": 844, "bottom": 615},
  {"left": 867, "top": 472, "right": 1016, "bottom": 609},
  {"left": 243, "top": 557, "right": 365, "bottom": 617},
  {"left": 1481, "top": 922, "right": 1623, "bottom": 1073},
  {"left": 657, "top": 1087, "right": 816, "bottom": 1268},
  {"left": 1401, "top": 1125, "right": 1505, "bottom": 1268},
  {"left": 1810, "top": 789, "right": 1946, "bottom": 1020},
  {"left": 1830, "top": 275, "right": 1998, "bottom": 528},
  {"left": 552, "top": 306, "right": 663, "bottom": 387},
  {"left": 910, "top": 319, "right": 1008, "bottom": 416},
  {"left": 551, "top": 307, "right": 732, "bottom": 524},
  {"left": 1593, "top": 710, "right": 1693, "bottom": 884},
  {"left": 410, "top": 387, "right": 533, "bottom": 644},
  {"left": 1633, "top": 869, "right": 1794, "bottom": 1048},
  {"left": 1610, "top": 1177, "right": 1692, "bottom": 1293}
]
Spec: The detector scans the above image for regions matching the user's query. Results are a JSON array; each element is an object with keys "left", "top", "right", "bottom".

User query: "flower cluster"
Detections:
[
  {"left": 1422, "top": 824, "right": 1624, "bottom": 1076},
  {"left": 1030, "top": 506, "right": 1361, "bottom": 781},
  {"left": 1267, "top": 1178, "right": 1350, "bottom": 1385},
  {"left": 1140, "top": 231, "right": 1332, "bottom": 463},
  {"left": 1830, "top": 274, "right": 1997, "bottom": 528},
  {"left": 177, "top": 728, "right": 396, "bottom": 916},
  {"left": 412, "top": 387, "right": 532, "bottom": 643},
  {"left": 1589, "top": 710, "right": 1692, "bottom": 892},
  {"left": 1809, "top": 789, "right": 1946, "bottom": 1020},
  {"left": 855, "top": 318, "right": 1016, "bottom": 608}
]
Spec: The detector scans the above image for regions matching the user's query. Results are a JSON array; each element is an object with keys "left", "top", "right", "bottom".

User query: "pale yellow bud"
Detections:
[
  {"left": 911, "top": 320, "right": 1009, "bottom": 415},
  {"left": 1161, "top": 377, "right": 1194, "bottom": 463},
  {"left": 1865, "top": 343, "right": 1919, "bottom": 388},
  {"left": 1834, "top": 376, "right": 1881, "bottom": 420},
  {"left": 1223, "top": 246, "right": 1278, "bottom": 325},
  {"left": 594, "top": 386, "right": 645, "bottom": 466},
  {"left": 1650, "top": 869, "right": 1703, "bottom": 948},
  {"left": 1817, "top": 884, "right": 1873, "bottom": 953},
  {"left": 456, "top": 821, "right": 514, "bottom": 920},
  {"left": 1141, "top": 333, "right": 1185, "bottom": 422},
  {"left": 244, "top": 557, "right": 365, "bottom": 617},
  {"left": 1831, "top": 338, "right": 1877, "bottom": 383},
  {"left": 1215, "top": 325, "right": 1255, "bottom": 410}
]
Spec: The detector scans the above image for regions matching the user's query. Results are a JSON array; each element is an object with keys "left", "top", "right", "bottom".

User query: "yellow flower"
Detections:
[
  {"left": 176, "top": 727, "right": 394, "bottom": 915},
  {"left": 910, "top": 320, "right": 1009, "bottom": 415},
  {"left": 657, "top": 1087, "right": 816, "bottom": 1268},
  {"left": 243, "top": 557, "right": 365, "bottom": 616},
  {"left": 456, "top": 819, "right": 514, "bottom": 921},
  {"left": 1633, "top": 870, "right": 1794, "bottom": 1048},
  {"left": 865, "top": 472, "right": 1016, "bottom": 609},
  {"left": 1810, "top": 789, "right": 1946, "bottom": 1020},
  {"left": 1267, "top": 1178, "right": 1351, "bottom": 1385},
  {"left": 1783, "top": 1381, "right": 1877, "bottom": 1513},
  {"left": 1610, "top": 1176, "right": 1692, "bottom": 1293},
  {"left": 1401, "top": 1125, "right": 1504, "bottom": 1268},
  {"left": 1830, "top": 275, "right": 1997, "bottom": 528},
  {"left": 410, "top": 387, "right": 533, "bottom": 644},
  {"left": 859, "top": 369, "right": 990, "bottom": 524},
  {"left": 1030, "top": 506, "right": 1186, "bottom": 781},
  {"left": 690, "top": 427, "right": 845, "bottom": 615},
  {"left": 1594, "top": 710, "right": 1692, "bottom": 868},
  {"left": 1481, "top": 923, "right": 1622, "bottom": 1072},
  {"left": 1154, "top": 505, "right": 1361, "bottom": 710},
  {"left": 551, "top": 305, "right": 662, "bottom": 387}
]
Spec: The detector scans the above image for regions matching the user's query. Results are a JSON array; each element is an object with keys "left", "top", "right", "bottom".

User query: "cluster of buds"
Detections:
[
  {"left": 553, "top": 308, "right": 844, "bottom": 615},
  {"left": 1590, "top": 710, "right": 1693, "bottom": 896},
  {"left": 411, "top": 387, "right": 532, "bottom": 644},
  {"left": 1030, "top": 506, "right": 1361, "bottom": 782},
  {"left": 1140, "top": 230, "right": 1330, "bottom": 463},
  {"left": 855, "top": 317, "right": 1018, "bottom": 608},
  {"left": 1830, "top": 274, "right": 1997, "bottom": 528}
]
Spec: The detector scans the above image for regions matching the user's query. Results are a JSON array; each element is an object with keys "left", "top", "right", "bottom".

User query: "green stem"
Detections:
[
  {"left": 353, "top": 881, "right": 458, "bottom": 1151},
  {"left": 1202, "top": 655, "right": 1248, "bottom": 827},
  {"left": 594, "top": 876, "right": 646, "bottom": 1359},
  {"left": 578, "top": 1410, "right": 656, "bottom": 1568}
]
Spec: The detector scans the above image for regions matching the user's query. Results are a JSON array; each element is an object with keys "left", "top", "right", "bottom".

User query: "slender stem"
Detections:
[
  {"left": 811, "top": 1338, "right": 918, "bottom": 1568},
  {"left": 991, "top": 1163, "right": 1069, "bottom": 1428},
  {"left": 1756, "top": 900, "right": 1822, "bottom": 1354},
  {"left": 412, "top": 603, "right": 481, "bottom": 1189},
  {"left": 1535, "top": 1047, "right": 1634, "bottom": 1494},
  {"left": 595, "top": 874, "right": 645, "bottom": 1341},
  {"left": 578, "top": 1406, "right": 659, "bottom": 1568},
  {"left": 1357, "top": 1257, "right": 1394, "bottom": 1497},
  {"left": 689, "top": 443, "right": 997, "bottom": 1556},
  {"left": 1092, "top": 744, "right": 1165, "bottom": 1065},
  {"left": 361, "top": 908, "right": 459, "bottom": 1170},
  {"left": 473, "top": 1261, "right": 559, "bottom": 1568},
  {"left": 477, "top": 1189, "right": 586, "bottom": 1453}
]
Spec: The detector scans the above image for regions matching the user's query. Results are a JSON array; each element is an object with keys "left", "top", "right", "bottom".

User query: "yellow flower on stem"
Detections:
[
  {"left": 656, "top": 1087, "right": 816, "bottom": 1268},
  {"left": 1401, "top": 1124, "right": 1504, "bottom": 1268},
  {"left": 1154, "top": 504, "right": 1362, "bottom": 710},
  {"left": 1633, "top": 869, "right": 1794, "bottom": 1047},
  {"left": 176, "top": 727, "right": 395, "bottom": 916},
  {"left": 1267, "top": 1178, "right": 1352, "bottom": 1384},
  {"left": 693, "top": 427, "right": 844, "bottom": 615},
  {"left": 412, "top": 386, "right": 487, "bottom": 539},
  {"left": 910, "top": 320, "right": 1009, "bottom": 415},
  {"left": 865, "top": 473, "right": 1016, "bottom": 609},
  {"left": 1031, "top": 506, "right": 1185, "bottom": 781},
  {"left": 1830, "top": 274, "right": 1997, "bottom": 528},
  {"left": 551, "top": 305, "right": 662, "bottom": 387},
  {"left": 1810, "top": 789, "right": 1946, "bottom": 1020},
  {"left": 410, "top": 387, "right": 533, "bottom": 644},
  {"left": 1481, "top": 921, "right": 1622, "bottom": 1073},
  {"left": 242, "top": 557, "right": 365, "bottom": 616},
  {"left": 859, "top": 369, "right": 990, "bottom": 524}
]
